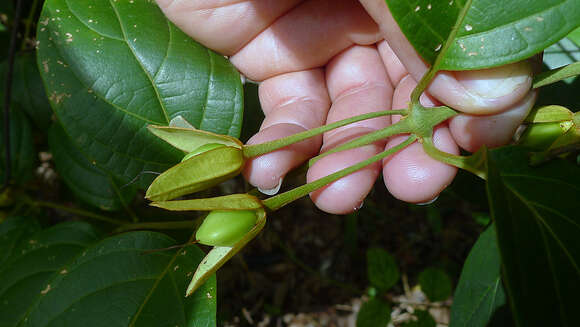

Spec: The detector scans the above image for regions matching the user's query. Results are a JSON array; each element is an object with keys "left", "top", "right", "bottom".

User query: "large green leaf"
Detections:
[
  {"left": 0, "top": 108, "right": 35, "bottom": 185},
  {"left": 36, "top": 0, "right": 244, "bottom": 188},
  {"left": 0, "top": 221, "right": 217, "bottom": 327},
  {"left": 0, "top": 53, "right": 53, "bottom": 129},
  {"left": 386, "top": 0, "right": 580, "bottom": 70},
  {"left": 48, "top": 123, "right": 136, "bottom": 211},
  {"left": 0, "top": 216, "right": 41, "bottom": 267},
  {"left": 486, "top": 146, "right": 580, "bottom": 327},
  {"left": 450, "top": 226, "right": 506, "bottom": 327}
]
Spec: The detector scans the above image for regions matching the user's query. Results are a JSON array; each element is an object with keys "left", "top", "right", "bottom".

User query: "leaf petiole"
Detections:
[
  {"left": 242, "top": 109, "right": 409, "bottom": 158},
  {"left": 263, "top": 135, "right": 417, "bottom": 211}
]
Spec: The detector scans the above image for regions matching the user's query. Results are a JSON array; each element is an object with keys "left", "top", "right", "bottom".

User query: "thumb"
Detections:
[{"left": 359, "top": 0, "right": 532, "bottom": 115}]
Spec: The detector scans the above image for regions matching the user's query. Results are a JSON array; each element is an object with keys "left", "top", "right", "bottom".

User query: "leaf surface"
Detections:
[
  {"left": 486, "top": 146, "right": 580, "bottom": 327},
  {"left": 36, "top": 0, "right": 243, "bottom": 188},
  {"left": 450, "top": 226, "right": 506, "bottom": 327},
  {"left": 366, "top": 248, "right": 399, "bottom": 292},
  {"left": 386, "top": 0, "right": 580, "bottom": 70},
  {"left": 0, "top": 216, "right": 41, "bottom": 267},
  {"left": 0, "top": 108, "right": 35, "bottom": 184},
  {"left": 48, "top": 123, "right": 136, "bottom": 211},
  {"left": 356, "top": 298, "right": 391, "bottom": 327},
  {"left": 0, "top": 221, "right": 216, "bottom": 327},
  {"left": 418, "top": 267, "right": 453, "bottom": 302},
  {"left": 0, "top": 53, "right": 52, "bottom": 129}
]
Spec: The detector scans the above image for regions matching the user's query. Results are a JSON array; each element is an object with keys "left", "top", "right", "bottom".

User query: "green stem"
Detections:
[
  {"left": 243, "top": 109, "right": 408, "bottom": 158},
  {"left": 410, "top": 0, "right": 473, "bottom": 103},
  {"left": 31, "top": 200, "right": 128, "bottom": 225},
  {"left": 20, "top": 0, "right": 39, "bottom": 51},
  {"left": 309, "top": 119, "right": 412, "bottom": 166},
  {"left": 421, "top": 137, "right": 487, "bottom": 179},
  {"left": 263, "top": 135, "right": 417, "bottom": 211},
  {"left": 113, "top": 220, "right": 195, "bottom": 233}
]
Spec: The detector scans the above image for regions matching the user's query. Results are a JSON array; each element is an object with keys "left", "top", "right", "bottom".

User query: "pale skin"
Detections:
[{"left": 156, "top": 0, "right": 536, "bottom": 214}]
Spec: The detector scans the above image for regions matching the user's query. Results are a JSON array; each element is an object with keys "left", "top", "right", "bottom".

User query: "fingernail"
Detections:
[
  {"left": 258, "top": 177, "right": 283, "bottom": 196},
  {"left": 416, "top": 195, "right": 439, "bottom": 206},
  {"left": 457, "top": 61, "right": 532, "bottom": 99}
]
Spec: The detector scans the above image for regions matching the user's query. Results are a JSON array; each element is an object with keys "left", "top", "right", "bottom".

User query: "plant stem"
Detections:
[
  {"left": 410, "top": 0, "right": 473, "bottom": 103},
  {"left": 113, "top": 220, "right": 195, "bottom": 233},
  {"left": 308, "top": 119, "right": 412, "bottom": 166},
  {"left": 421, "top": 137, "right": 487, "bottom": 179},
  {"left": 31, "top": 200, "right": 128, "bottom": 226},
  {"left": 243, "top": 109, "right": 408, "bottom": 158},
  {"left": 20, "top": 0, "right": 39, "bottom": 51},
  {"left": 263, "top": 135, "right": 417, "bottom": 211}
]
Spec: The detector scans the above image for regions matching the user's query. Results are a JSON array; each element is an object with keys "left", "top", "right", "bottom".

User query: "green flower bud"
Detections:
[{"left": 196, "top": 210, "right": 258, "bottom": 247}]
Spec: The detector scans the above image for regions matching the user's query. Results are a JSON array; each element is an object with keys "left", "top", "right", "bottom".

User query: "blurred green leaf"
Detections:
[
  {"left": 450, "top": 226, "right": 506, "bottom": 327},
  {"left": 366, "top": 247, "right": 399, "bottom": 292},
  {"left": 0, "top": 53, "right": 53, "bottom": 129},
  {"left": 0, "top": 221, "right": 217, "bottom": 327},
  {"left": 569, "top": 27, "right": 580, "bottom": 47},
  {"left": 386, "top": 0, "right": 580, "bottom": 70},
  {"left": 418, "top": 267, "right": 453, "bottom": 302},
  {"left": 36, "top": 0, "right": 243, "bottom": 188},
  {"left": 48, "top": 123, "right": 136, "bottom": 211},
  {"left": 486, "top": 146, "right": 580, "bottom": 327},
  {"left": 0, "top": 216, "right": 40, "bottom": 267},
  {"left": 0, "top": 107, "right": 35, "bottom": 185},
  {"left": 356, "top": 298, "right": 391, "bottom": 327},
  {"left": 401, "top": 310, "right": 436, "bottom": 327}
]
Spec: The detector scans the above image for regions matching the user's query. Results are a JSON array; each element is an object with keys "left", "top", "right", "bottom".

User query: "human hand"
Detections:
[{"left": 156, "top": 0, "right": 536, "bottom": 214}]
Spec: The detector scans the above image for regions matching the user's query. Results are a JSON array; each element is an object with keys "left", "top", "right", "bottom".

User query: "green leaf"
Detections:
[
  {"left": 533, "top": 62, "right": 580, "bottom": 88},
  {"left": 48, "top": 123, "right": 136, "bottom": 211},
  {"left": 0, "top": 216, "right": 41, "bottom": 267},
  {"left": 486, "top": 146, "right": 580, "bottom": 327},
  {"left": 36, "top": 0, "right": 243, "bottom": 188},
  {"left": 401, "top": 310, "right": 436, "bottom": 327},
  {"left": 418, "top": 267, "right": 453, "bottom": 302},
  {"left": 450, "top": 226, "right": 506, "bottom": 327},
  {"left": 568, "top": 27, "right": 580, "bottom": 47},
  {"left": 386, "top": 0, "right": 580, "bottom": 70},
  {"left": 0, "top": 221, "right": 217, "bottom": 327},
  {"left": 356, "top": 298, "right": 391, "bottom": 327},
  {"left": 366, "top": 248, "right": 400, "bottom": 291},
  {"left": 0, "top": 53, "right": 53, "bottom": 129},
  {"left": 0, "top": 108, "right": 35, "bottom": 185}
]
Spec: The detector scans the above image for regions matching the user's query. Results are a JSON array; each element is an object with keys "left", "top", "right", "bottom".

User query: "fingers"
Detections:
[
  {"left": 307, "top": 45, "right": 393, "bottom": 214},
  {"left": 449, "top": 91, "right": 537, "bottom": 152},
  {"left": 382, "top": 75, "right": 459, "bottom": 203},
  {"left": 155, "top": 0, "right": 303, "bottom": 55},
  {"left": 243, "top": 69, "right": 331, "bottom": 191},
  {"left": 359, "top": 0, "right": 533, "bottom": 115},
  {"left": 231, "top": 0, "right": 381, "bottom": 81}
]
